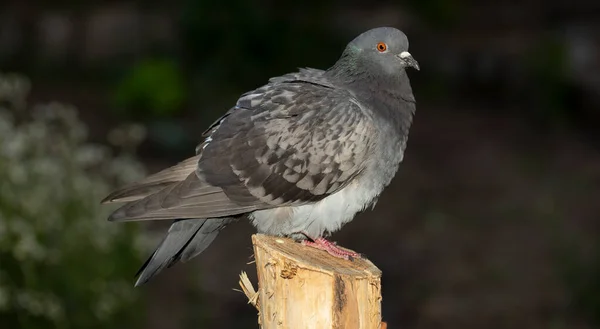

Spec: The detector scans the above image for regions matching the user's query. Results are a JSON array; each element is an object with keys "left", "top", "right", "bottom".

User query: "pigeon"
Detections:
[{"left": 102, "top": 27, "right": 419, "bottom": 286}]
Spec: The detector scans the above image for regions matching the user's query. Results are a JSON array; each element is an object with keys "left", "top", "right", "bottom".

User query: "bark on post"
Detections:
[{"left": 240, "top": 234, "right": 384, "bottom": 329}]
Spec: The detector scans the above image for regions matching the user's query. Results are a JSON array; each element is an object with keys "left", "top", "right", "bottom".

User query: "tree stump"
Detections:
[{"left": 240, "top": 234, "right": 384, "bottom": 329}]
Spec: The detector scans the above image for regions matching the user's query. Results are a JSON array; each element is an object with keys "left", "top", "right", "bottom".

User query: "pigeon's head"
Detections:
[{"left": 332, "top": 27, "right": 419, "bottom": 81}]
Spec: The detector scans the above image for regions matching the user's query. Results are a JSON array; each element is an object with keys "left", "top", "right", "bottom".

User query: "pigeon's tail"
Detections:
[{"left": 134, "top": 217, "right": 235, "bottom": 286}]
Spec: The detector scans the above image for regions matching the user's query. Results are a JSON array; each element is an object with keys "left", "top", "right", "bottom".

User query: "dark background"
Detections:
[{"left": 1, "top": 1, "right": 600, "bottom": 328}]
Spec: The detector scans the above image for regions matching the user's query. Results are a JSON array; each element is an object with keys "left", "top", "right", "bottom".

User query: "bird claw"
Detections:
[{"left": 301, "top": 237, "right": 361, "bottom": 260}]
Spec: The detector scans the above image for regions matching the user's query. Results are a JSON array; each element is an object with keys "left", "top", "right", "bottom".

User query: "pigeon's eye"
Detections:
[{"left": 376, "top": 42, "right": 387, "bottom": 52}]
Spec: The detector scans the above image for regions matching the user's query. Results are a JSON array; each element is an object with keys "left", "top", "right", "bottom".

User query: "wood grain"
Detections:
[{"left": 250, "top": 234, "right": 383, "bottom": 329}]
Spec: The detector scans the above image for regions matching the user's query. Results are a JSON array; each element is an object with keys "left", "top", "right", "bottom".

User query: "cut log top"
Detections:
[
  {"left": 253, "top": 234, "right": 382, "bottom": 278},
  {"left": 241, "top": 234, "right": 385, "bottom": 329}
]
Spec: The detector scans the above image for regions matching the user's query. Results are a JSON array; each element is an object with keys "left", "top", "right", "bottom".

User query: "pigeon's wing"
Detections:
[
  {"left": 197, "top": 78, "right": 377, "bottom": 205},
  {"left": 107, "top": 172, "right": 261, "bottom": 221},
  {"left": 107, "top": 76, "right": 376, "bottom": 221},
  {"left": 101, "top": 155, "right": 200, "bottom": 204}
]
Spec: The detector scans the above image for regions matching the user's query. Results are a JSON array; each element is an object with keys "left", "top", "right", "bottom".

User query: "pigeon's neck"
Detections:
[{"left": 325, "top": 58, "right": 416, "bottom": 137}]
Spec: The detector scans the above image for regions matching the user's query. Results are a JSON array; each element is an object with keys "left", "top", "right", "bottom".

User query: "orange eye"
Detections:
[{"left": 376, "top": 42, "right": 387, "bottom": 52}]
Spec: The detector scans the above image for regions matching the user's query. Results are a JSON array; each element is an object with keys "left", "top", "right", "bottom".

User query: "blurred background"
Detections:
[{"left": 0, "top": 0, "right": 599, "bottom": 328}]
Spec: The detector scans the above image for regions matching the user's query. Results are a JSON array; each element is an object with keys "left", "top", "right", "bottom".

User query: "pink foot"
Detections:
[{"left": 301, "top": 237, "right": 361, "bottom": 260}]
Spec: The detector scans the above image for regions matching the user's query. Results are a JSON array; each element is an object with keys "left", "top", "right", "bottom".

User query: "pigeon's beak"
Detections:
[{"left": 398, "top": 51, "right": 420, "bottom": 71}]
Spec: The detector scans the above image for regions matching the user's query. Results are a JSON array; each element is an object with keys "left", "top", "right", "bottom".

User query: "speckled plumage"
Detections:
[{"left": 102, "top": 27, "right": 419, "bottom": 285}]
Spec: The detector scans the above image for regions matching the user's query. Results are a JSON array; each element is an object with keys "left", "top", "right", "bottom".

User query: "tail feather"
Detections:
[{"left": 134, "top": 217, "right": 235, "bottom": 286}]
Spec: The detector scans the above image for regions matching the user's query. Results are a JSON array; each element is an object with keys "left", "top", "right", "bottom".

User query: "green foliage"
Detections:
[
  {"left": 0, "top": 73, "right": 147, "bottom": 329},
  {"left": 113, "top": 58, "right": 186, "bottom": 119}
]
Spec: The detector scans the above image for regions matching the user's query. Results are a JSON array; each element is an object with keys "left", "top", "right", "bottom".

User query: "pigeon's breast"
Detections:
[{"left": 249, "top": 172, "right": 384, "bottom": 239}]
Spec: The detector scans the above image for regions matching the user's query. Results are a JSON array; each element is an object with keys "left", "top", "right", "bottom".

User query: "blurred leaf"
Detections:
[
  {"left": 113, "top": 58, "right": 186, "bottom": 119},
  {"left": 0, "top": 73, "right": 146, "bottom": 329}
]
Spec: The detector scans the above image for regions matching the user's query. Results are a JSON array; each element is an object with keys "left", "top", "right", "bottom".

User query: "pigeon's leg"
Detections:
[{"left": 301, "top": 237, "right": 361, "bottom": 260}]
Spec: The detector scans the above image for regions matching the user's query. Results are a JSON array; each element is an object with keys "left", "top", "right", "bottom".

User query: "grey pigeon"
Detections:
[{"left": 102, "top": 27, "right": 419, "bottom": 286}]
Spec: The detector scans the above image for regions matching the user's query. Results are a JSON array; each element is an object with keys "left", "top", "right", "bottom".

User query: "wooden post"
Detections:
[{"left": 239, "top": 234, "right": 384, "bottom": 329}]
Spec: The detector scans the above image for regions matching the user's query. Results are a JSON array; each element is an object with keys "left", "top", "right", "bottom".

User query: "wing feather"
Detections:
[
  {"left": 108, "top": 173, "right": 260, "bottom": 221},
  {"left": 101, "top": 155, "right": 200, "bottom": 204}
]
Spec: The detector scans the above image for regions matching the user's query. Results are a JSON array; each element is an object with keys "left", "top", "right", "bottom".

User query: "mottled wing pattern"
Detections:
[
  {"left": 107, "top": 68, "right": 376, "bottom": 221},
  {"left": 197, "top": 72, "right": 376, "bottom": 206}
]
